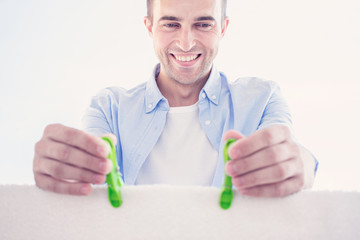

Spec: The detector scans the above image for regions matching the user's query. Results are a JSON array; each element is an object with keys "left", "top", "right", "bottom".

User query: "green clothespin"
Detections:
[
  {"left": 219, "top": 138, "right": 237, "bottom": 210},
  {"left": 102, "top": 136, "right": 124, "bottom": 208}
]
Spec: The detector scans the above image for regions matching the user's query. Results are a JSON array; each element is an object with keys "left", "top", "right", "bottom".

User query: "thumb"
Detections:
[
  {"left": 223, "top": 130, "right": 246, "bottom": 167},
  {"left": 100, "top": 133, "right": 117, "bottom": 146},
  {"left": 223, "top": 130, "right": 245, "bottom": 141}
]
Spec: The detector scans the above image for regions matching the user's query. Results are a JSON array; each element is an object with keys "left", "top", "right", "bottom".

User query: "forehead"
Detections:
[{"left": 152, "top": 0, "right": 222, "bottom": 21}]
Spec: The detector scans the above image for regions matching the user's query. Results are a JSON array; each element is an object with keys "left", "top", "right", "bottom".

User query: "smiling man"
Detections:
[
  {"left": 33, "top": 0, "right": 318, "bottom": 197},
  {"left": 147, "top": 0, "right": 226, "bottom": 107}
]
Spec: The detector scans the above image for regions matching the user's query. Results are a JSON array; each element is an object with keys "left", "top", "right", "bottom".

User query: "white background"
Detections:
[{"left": 0, "top": 0, "right": 359, "bottom": 190}]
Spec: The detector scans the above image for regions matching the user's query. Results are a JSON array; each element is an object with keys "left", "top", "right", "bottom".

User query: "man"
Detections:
[{"left": 33, "top": 0, "right": 318, "bottom": 197}]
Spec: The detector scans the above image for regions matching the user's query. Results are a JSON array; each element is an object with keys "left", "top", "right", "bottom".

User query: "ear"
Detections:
[
  {"left": 220, "top": 17, "right": 229, "bottom": 38},
  {"left": 144, "top": 16, "right": 153, "bottom": 37}
]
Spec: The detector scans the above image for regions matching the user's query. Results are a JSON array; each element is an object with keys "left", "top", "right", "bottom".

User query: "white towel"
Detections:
[{"left": 0, "top": 185, "right": 359, "bottom": 240}]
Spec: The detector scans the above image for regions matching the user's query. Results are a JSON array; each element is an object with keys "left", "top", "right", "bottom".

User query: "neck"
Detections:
[
  {"left": 156, "top": 69, "right": 211, "bottom": 107},
  {"left": 157, "top": 76, "right": 208, "bottom": 107}
]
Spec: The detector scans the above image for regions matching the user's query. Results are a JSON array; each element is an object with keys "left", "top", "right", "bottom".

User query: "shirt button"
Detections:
[
  {"left": 148, "top": 103, "right": 153, "bottom": 109},
  {"left": 205, "top": 120, "right": 211, "bottom": 125},
  {"left": 211, "top": 95, "right": 216, "bottom": 100},
  {"left": 201, "top": 92, "right": 206, "bottom": 99}
]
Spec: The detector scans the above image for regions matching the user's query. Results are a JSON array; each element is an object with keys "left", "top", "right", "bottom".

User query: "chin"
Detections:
[{"left": 172, "top": 71, "right": 207, "bottom": 85}]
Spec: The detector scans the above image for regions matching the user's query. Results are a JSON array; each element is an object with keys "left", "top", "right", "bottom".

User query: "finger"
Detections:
[
  {"left": 226, "top": 140, "right": 300, "bottom": 176},
  {"left": 232, "top": 159, "right": 302, "bottom": 189},
  {"left": 43, "top": 124, "right": 110, "bottom": 158},
  {"left": 223, "top": 130, "right": 245, "bottom": 141},
  {"left": 100, "top": 133, "right": 117, "bottom": 146},
  {"left": 35, "top": 138, "right": 112, "bottom": 174},
  {"left": 36, "top": 157, "right": 107, "bottom": 185},
  {"left": 239, "top": 176, "right": 305, "bottom": 198},
  {"left": 34, "top": 172, "right": 93, "bottom": 195},
  {"left": 228, "top": 125, "right": 291, "bottom": 159}
]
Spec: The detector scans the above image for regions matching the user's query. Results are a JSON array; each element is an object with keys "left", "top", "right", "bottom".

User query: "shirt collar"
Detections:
[
  {"left": 201, "top": 64, "right": 222, "bottom": 105},
  {"left": 145, "top": 63, "right": 222, "bottom": 113},
  {"left": 145, "top": 64, "right": 167, "bottom": 113}
]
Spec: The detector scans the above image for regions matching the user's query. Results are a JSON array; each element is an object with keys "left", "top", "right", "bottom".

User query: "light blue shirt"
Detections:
[{"left": 82, "top": 64, "right": 301, "bottom": 187}]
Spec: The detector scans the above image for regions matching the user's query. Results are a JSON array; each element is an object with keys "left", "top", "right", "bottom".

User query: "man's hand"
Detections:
[
  {"left": 224, "top": 125, "right": 315, "bottom": 197},
  {"left": 33, "top": 124, "right": 114, "bottom": 195}
]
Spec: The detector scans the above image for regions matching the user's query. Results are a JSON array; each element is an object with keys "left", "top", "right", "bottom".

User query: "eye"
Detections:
[
  {"left": 163, "top": 23, "right": 180, "bottom": 29},
  {"left": 195, "top": 23, "right": 213, "bottom": 31}
]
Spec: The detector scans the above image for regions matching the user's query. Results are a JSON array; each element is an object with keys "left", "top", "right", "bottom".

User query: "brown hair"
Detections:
[{"left": 146, "top": 0, "right": 227, "bottom": 24}]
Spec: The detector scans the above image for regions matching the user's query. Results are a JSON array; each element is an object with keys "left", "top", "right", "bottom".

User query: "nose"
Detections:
[{"left": 176, "top": 27, "right": 196, "bottom": 52}]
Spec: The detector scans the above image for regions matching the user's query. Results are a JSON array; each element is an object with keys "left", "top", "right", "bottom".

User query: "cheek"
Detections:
[
  {"left": 197, "top": 32, "right": 221, "bottom": 51},
  {"left": 200, "top": 37, "right": 219, "bottom": 53},
  {"left": 153, "top": 32, "right": 175, "bottom": 52}
]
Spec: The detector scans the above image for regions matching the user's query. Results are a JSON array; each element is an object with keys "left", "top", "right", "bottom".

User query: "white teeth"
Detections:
[{"left": 174, "top": 54, "right": 199, "bottom": 62}]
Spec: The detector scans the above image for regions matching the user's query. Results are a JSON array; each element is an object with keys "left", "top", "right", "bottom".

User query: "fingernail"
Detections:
[
  {"left": 233, "top": 177, "right": 243, "bottom": 187},
  {"left": 238, "top": 188, "right": 247, "bottom": 195},
  {"left": 80, "top": 185, "right": 91, "bottom": 195},
  {"left": 97, "top": 144, "right": 110, "bottom": 157},
  {"left": 225, "top": 162, "right": 234, "bottom": 176},
  {"left": 105, "top": 159, "right": 113, "bottom": 173},
  {"left": 229, "top": 148, "right": 240, "bottom": 158},
  {"left": 93, "top": 174, "right": 105, "bottom": 184},
  {"left": 99, "top": 161, "right": 106, "bottom": 171},
  {"left": 99, "top": 159, "right": 112, "bottom": 172}
]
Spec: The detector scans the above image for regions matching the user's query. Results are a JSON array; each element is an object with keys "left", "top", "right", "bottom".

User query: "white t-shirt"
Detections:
[{"left": 135, "top": 102, "right": 218, "bottom": 186}]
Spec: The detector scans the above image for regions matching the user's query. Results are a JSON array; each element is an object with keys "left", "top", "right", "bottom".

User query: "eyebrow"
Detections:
[
  {"left": 195, "top": 16, "right": 216, "bottom": 22},
  {"left": 158, "top": 16, "right": 182, "bottom": 22},
  {"left": 158, "top": 15, "right": 216, "bottom": 22}
]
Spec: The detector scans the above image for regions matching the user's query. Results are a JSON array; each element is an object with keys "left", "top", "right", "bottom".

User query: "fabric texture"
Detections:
[
  {"left": 1, "top": 185, "right": 359, "bottom": 240},
  {"left": 82, "top": 63, "right": 308, "bottom": 187}
]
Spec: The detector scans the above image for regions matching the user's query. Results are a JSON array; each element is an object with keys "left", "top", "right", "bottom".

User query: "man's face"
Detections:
[{"left": 145, "top": 0, "right": 228, "bottom": 86}]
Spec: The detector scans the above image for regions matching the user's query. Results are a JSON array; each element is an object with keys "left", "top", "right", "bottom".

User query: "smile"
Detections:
[{"left": 171, "top": 54, "right": 201, "bottom": 62}]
